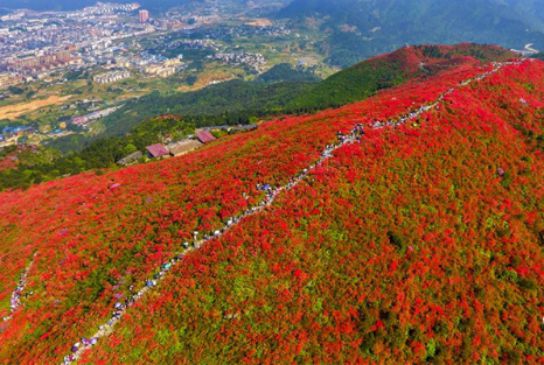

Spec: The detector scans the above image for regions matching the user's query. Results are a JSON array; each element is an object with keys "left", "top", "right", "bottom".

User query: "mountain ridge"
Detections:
[
  {"left": 1, "top": 48, "right": 542, "bottom": 363},
  {"left": 286, "top": 43, "right": 515, "bottom": 111}
]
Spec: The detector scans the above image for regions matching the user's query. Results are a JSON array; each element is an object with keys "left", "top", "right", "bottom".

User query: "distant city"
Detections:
[
  {"left": 0, "top": 1, "right": 297, "bottom": 148},
  {"left": 1, "top": 3, "right": 199, "bottom": 87}
]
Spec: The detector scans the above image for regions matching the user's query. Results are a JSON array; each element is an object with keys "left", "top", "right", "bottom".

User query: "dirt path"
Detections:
[{"left": 0, "top": 95, "right": 71, "bottom": 120}]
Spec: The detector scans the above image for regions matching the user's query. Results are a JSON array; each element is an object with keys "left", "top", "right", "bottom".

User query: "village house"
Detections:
[
  {"left": 117, "top": 151, "right": 143, "bottom": 166},
  {"left": 195, "top": 130, "right": 216, "bottom": 144},
  {"left": 145, "top": 144, "right": 170, "bottom": 159}
]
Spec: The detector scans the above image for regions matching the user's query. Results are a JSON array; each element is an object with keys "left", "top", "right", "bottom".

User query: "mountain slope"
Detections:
[
  {"left": 86, "top": 59, "right": 544, "bottom": 364},
  {"left": 0, "top": 55, "right": 543, "bottom": 363},
  {"left": 279, "top": 0, "right": 544, "bottom": 66}
]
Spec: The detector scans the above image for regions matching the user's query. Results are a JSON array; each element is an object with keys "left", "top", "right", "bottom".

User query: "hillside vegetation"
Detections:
[
  {"left": 286, "top": 43, "right": 515, "bottom": 111},
  {"left": 0, "top": 49, "right": 542, "bottom": 363}
]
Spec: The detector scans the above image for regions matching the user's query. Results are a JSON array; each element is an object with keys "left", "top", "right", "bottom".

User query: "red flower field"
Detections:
[{"left": 0, "top": 48, "right": 542, "bottom": 364}]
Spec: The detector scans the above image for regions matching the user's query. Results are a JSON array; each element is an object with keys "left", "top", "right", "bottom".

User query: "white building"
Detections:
[{"left": 93, "top": 70, "right": 130, "bottom": 84}]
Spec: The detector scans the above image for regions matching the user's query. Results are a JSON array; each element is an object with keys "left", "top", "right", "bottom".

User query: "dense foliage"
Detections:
[
  {"left": 0, "top": 52, "right": 542, "bottom": 363},
  {"left": 255, "top": 63, "right": 320, "bottom": 84},
  {"left": 50, "top": 62, "right": 319, "bottom": 151},
  {"left": 0, "top": 146, "right": 19, "bottom": 172},
  {"left": 85, "top": 59, "right": 544, "bottom": 364},
  {"left": 97, "top": 80, "right": 310, "bottom": 138}
]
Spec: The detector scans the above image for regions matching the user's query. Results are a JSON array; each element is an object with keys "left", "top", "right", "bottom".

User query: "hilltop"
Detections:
[
  {"left": 0, "top": 49, "right": 543, "bottom": 363},
  {"left": 286, "top": 43, "right": 515, "bottom": 111}
]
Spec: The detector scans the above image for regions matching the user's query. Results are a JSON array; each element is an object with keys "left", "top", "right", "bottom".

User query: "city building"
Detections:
[
  {"left": 139, "top": 10, "right": 150, "bottom": 23},
  {"left": 71, "top": 106, "right": 123, "bottom": 127},
  {"left": 117, "top": 151, "right": 143, "bottom": 166},
  {"left": 4, "top": 48, "right": 78, "bottom": 75},
  {"left": 144, "top": 57, "right": 183, "bottom": 78},
  {"left": 144, "top": 64, "right": 176, "bottom": 78},
  {"left": 93, "top": 70, "right": 131, "bottom": 84}
]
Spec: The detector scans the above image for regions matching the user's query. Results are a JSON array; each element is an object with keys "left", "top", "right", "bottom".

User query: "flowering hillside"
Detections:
[{"left": 0, "top": 52, "right": 543, "bottom": 364}]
